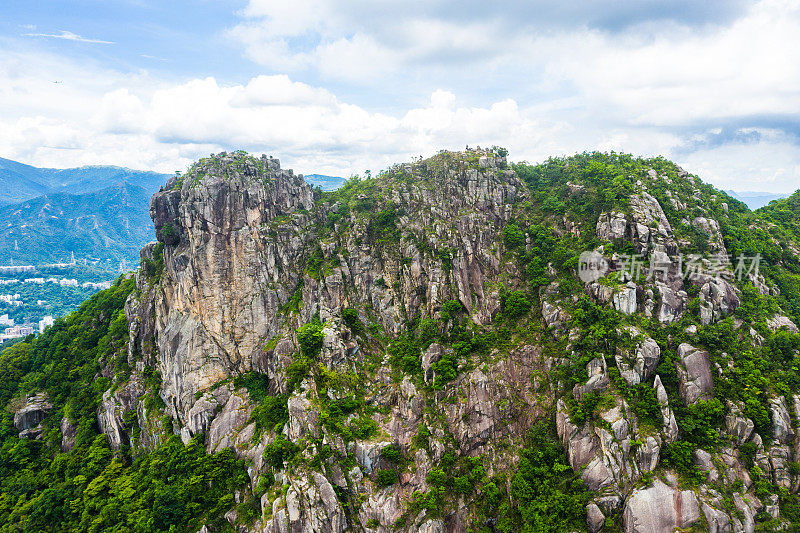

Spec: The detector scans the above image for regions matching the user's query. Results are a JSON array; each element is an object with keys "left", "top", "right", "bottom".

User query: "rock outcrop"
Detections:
[
  {"left": 13, "top": 393, "right": 52, "bottom": 439},
  {"left": 675, "top": 343, "right": 714, "bottom": 405},
  {"left": 102, "top": 150, "right": 800, "bottom": 532},
  {"left": 623, "top": 480, "right": 700, "bottom": 533}
]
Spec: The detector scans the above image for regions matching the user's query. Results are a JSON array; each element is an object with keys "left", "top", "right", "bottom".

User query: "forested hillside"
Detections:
[
  {"left": 0, "top": 182, "right": 155, "bottom": 265},
  {"left": 0, "top": 277, "right": 249, "bottom": 532},
  {"left": 0, "top": 149, "right": 799, "bottom": 532}
]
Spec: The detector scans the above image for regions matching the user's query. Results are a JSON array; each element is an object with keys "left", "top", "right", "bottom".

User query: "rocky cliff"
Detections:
[{"left": 93, "top": 149, "right": 800, "bottom": 531}]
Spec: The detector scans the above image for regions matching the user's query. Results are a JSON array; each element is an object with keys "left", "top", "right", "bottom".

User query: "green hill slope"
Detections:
[
  {"left": 0, "top": 182, "right": 154, "bottom": 265},
  {"left": 0, "top": 149, "right": 798, "bottom": 532}
]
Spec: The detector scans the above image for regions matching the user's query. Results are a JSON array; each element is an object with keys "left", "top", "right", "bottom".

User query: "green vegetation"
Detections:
[
  {"left": 234, "top": 372, "right": 289, "bottom": 438},
  {"left": 410, "top": 421, "right": 588, "bottom": 532},
  {"left": 496, "top": 422, "right": 590, "bottom": 532},
  {"left": 0, "top": 264, "right": 119, "bottom": 325},
  {"left": 0, "top": 278, "right": 250, "bottom": 531},
  {"left": 297, "top": 322, "right": 324, "bottom": 358},
  {"left": 342, "top": 308, "right": 363, "bottom": 335},
  {"left": 2, "top": 148, "right": 800, "bottom": 530},
  {"left": 501, "top": 289, "right": 532, "bottom": 319}
]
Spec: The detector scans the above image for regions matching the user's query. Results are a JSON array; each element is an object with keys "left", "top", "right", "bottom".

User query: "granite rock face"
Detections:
[
  {"left": 13, "top": 393, "right": 52, "bottom": 439},
  {"left": 148, "top": 154, "right": 317, "bottom": 423},
  {"left": 675, "top": 343, "right": 714, "bottom": 405},
  {"left": 623, "top": 481, "right": 700, "bottom": 533},
  {"left": 104, "top": 151, "right": 800, "bottom": 532},
  {"left": 133, "top": 150, "right": 524, "bottom": 428}
]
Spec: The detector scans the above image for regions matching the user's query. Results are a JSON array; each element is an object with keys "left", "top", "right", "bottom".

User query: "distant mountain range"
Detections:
[
  {"left": 304, "top": 173, "right": 346, "bottom": 191},
  {"left": 0, "top": 157, "right": 344, "bottom": 266},
  {"left": 0, "top": 157, "right": 169, "bottom": 266},
  {"left": 0, "top": 182, "right": 154, "bottom": 266},
  {"left": 0, "top": 157, "right": 169, "bottom": 207},
  {"left": 726, "top": 190, "right": 790, "bottom": 210}
]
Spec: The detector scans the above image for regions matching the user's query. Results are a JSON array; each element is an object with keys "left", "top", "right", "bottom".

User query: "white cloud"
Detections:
[
  {"left": 22, "top": 30, "right": 114, "bottom": 44},
  {"left": 0, "top": 0, "right": 798, "bottom": 194}
]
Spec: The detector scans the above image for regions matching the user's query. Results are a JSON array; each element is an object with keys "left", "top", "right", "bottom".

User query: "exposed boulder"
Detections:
[
  {"left": 573, "top": 358, "right": 610, "bottom": 400},
  {"left": 589, "top": 281, "right": 614, "bottom": 304},
  {"left": 675, "top": 343, "right": 713, "bottom": 405},
  {"left": 692, "top": 217, "right": 726, "bottom": 252},
  {"left": 701, "top": 499, "right": 732, "bottom": 533},
  {"left": 654, "top": 376, "right": 679, "bottom": 443},
  {"left": 61, "top": 417, "right": 77, "bottom": 452},
  {"left": 542, "top": 300, "right": 569, "bottom": 331},
  {"left": 696, "top": 276, "right": 740, "bottom": 325},
  {"left": 97, "top": 377, "right": 146, "bottom": 449},
  {"left": 767, "top": 315, "right": 799, "bottom": 334},
  {"left": 656, "top": 282, "right": 685, "bottom": 324},
  {"left": 731, "top": 493, "right": 757, "bottom": 533},
  {"left": 597, "top": 211, "right": 628, "bottom": 241},
  {"left": 444, "top": 368, "right": 503, "bottom": 453},
  {"left": 623, "top": 480, "right": 700, "bottom": 533},
  {"left": 260, "top": 471, "right": 348, "bottom": 532},
  {"left": 629, "top": 193, "right": 675, "bottom": 253},
  {"left": 615, "top": 327, "right": 660, "bottom": 386},
  {"left": 770, "top": 396, "right": 795, "bottom": 445},
  {"left": 587, "top": 502, "right": 606, "bottom": 533},
  {"left": 724, "top": 401, "right": 754, "bottom": 446},
  {"left": 613, "top": 282, "right": 638, "bottom": 315},
  {"left": 286, "top": 384, "right": 321, "bottom": 442},
  {"left": 13, "top": 393, "right": 52, "bottom": 439},
  {"left": 769, "top": 444, "right": 792, "bottom": 489},
  {"left": 421, "top": 343, "right": 444, "bottom": 384},
  {"left": 693, "top": 449, "right": 720, "bottom": 483},
  {"left": 556, "top": 399, "right": 598, "bottom": 470},
  {"left": 206, "top": 388, "right": 255, "bottom": 453}
]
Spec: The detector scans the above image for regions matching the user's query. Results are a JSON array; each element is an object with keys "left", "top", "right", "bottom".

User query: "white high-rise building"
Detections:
[{"left": 39, "top": 316, "right": 54, "bottom": 333}]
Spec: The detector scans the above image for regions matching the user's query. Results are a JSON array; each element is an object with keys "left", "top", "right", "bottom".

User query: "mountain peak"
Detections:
[{"left": 171, "top": 151, "right": 289, "bottom": 192}]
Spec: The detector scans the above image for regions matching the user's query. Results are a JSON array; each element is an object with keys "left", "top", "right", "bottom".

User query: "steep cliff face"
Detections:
[
  {"left": 109, "top": 149, "right": 800, "bottom": 532},
  {"left": 146, "top": 154, "right": 316, "bottom": 423}
]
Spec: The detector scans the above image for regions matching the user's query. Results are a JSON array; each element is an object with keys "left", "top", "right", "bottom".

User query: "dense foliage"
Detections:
[
  {"left": 1, "top": 148, "right": 799, "bottom": 532},
  {"left": 0, "top": 277, "right": 249, "bottom": 531}
]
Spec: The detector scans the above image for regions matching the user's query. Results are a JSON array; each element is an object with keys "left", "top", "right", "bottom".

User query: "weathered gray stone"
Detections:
[
  {"left": 770, "top": 396, "right": 795, "bottom": 445},
  {"left": 676, "top": 343, "right": 713, "bottom": 405},
  {"left": 616, "top": 327, "right": 661, "bottom": 386},
  {"left": 574, "top": 358, "right": 611, "bottom": 400},
  {"left": 725, "top": 401, "right": 754, "bottom": 446},
  {"left": 653, "top": 375, "right": 679, "bottom": 443},
  {"left": 623, "top": 480, "right": 700, "bottom": 533},
  {"left": 697, "top": 276, "right": 740, "bottom": 324},
  {"left": 693, "top": 449, "right": 720, "bottom": 483},
  {"left": 701, "top": 502, "right": 732, "bottom": 533},
  {"left": 614, "top": 282, "right": 638, "bottom": 315},
  {"left": 767, "top": 315, "right": 799, "bottom": 334},
  {"left": 13, "top": 393, "right": 52, "bottom": 439},
  {"left": 60, "top": 416, "right": 77, "bottom": 452},
  {"left": 587, "top": 502, "right": 606, "bottom": 533},
  {"left": 597, "top": 211, "right": 628, "bottom": 241},
  {"left": 692, "top": 217, "right": 726, "bottom": 252},
  {"left": 656, "top": 282, "right": 684, "bottom": 324}
]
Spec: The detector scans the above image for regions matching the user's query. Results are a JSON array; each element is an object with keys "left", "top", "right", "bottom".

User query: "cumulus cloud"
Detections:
[
  {"left": 0, "top": 53, "right": 558, "bottom": 177},
  {"left": 0, "top": 0, "right": 798, "bottom": 194}
]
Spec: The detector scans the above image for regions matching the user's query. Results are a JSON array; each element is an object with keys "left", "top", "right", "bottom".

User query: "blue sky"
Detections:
[{"left": 0, "top": 0, "right": 798, "bottom": 192}]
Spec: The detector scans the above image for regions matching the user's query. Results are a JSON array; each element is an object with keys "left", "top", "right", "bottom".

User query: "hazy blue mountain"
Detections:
[
  {"left": 304, "top": 173, "right": 345, "bottom": 191},
  {"left": 0, "top": 156, "right": 169, "bottom": 206},
  {"left": 0, "top": 156, "right": 348, "bottom": 267},
  {"left": 0, "top": 182, "right": 153, "bottom": 265},
  {"left": 726, "top": 189, "right": 790, "bottom": 210}
]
